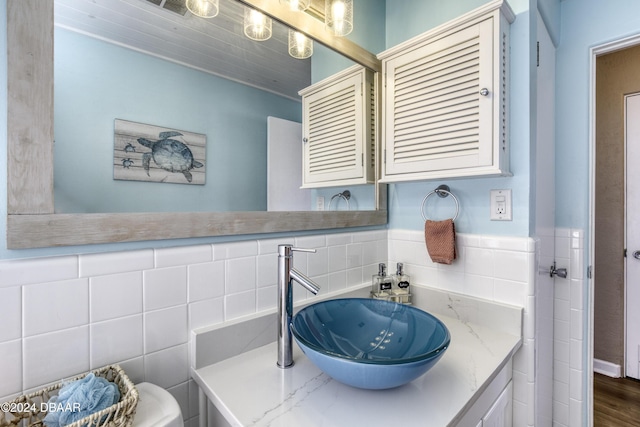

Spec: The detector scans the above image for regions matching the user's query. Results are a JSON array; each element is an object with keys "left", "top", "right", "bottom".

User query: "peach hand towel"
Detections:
[{"left": 424, "top": 219, "right": 457, "bottom": 264}]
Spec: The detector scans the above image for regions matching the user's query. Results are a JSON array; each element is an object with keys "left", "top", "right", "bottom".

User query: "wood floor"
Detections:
[{"left": 594, "top": 373, "right": 640, "bottom": 426}]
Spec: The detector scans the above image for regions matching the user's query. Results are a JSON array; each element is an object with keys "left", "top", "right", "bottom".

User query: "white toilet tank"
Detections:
[{"left": 133, "top": 382, "right": 183, "bottom": 427}]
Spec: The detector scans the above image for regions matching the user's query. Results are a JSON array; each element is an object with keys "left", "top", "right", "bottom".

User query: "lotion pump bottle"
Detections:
[
  {"left": 371, "top": 263, "right": 392, "bottom": 300},
  {"left": 392, "top": 262, "right": 411, "bottom": 304}
]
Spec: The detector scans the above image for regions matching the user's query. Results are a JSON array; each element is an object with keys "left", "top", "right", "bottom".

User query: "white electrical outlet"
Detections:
[
  {"left": 316, "top": 196, "right": 325, "bottom": 211},
  {"left": 490, "top": 189, "right": 512, "bottom": 221}
]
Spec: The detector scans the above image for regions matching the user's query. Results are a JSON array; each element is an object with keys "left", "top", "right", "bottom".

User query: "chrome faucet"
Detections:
[{"left": 277, "top": 244, "right": 320, "bottom": 368}]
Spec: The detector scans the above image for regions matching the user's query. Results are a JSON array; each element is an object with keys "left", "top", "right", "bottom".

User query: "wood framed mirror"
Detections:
[{"left": 6, "top": 0, "right": 386, "bottom": 249}]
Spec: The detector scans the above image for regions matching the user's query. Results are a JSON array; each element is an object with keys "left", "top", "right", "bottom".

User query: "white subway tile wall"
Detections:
[
  {"left": 187, "top": 262, "right": 224, "bottom": 303},
  {"left": 23, "top": 326, "right": 90, "bottom": 391},
  {"left": 0, "top": 287, "right": 21, "bottom": 342},
  {"left": 2, "top": 256, "right": 79, "bottom": 287},
  {"left": 0, "top": 340, "right": 22, "bottom": 398},
  {"left": 90, "top": 272, "right": 143, "bottom": 322},
  {"left": 553, "top": 228, "right": 586, "bottom": 427},
  {"left": 144, "top": 305, "right": 188, "bottom": 354},
  {"left": 0, "top": 230, "right": 387, "bottom": 426},
  {"left": 23, "top": 279, "right": 89, "bottom": 337},
  {"left": 143, "top": 266, "right": 188, "bottom": 311},
  {"left": 79, "top": 250, "right": 154, "bottom": 278},
  {"left": 90, "top": 315, "right": 144, "bottom": 368}
]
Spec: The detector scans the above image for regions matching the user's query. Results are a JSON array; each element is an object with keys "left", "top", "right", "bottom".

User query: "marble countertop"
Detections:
[{"left": 191, "top": 290, "right": 522, "bottom": 427}]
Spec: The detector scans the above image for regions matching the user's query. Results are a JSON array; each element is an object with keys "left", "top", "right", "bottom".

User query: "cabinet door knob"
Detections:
[
  {"left": 303, "top": 137, "right": 308, "bottom": 143},
  {"left": 480, "top": 88, "right": 490, "bottom": 96}
]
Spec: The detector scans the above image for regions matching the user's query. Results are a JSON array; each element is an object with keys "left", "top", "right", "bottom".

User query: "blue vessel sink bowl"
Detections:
[{"left": 291, "top": 298, "right": 450, "bottom": 390}]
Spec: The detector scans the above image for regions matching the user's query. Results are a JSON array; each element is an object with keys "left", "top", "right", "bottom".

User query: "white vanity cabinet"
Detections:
[
  {"left": 455, "top": 359, "right": 514, "bottom": 427},
  {"left": 378, "top": 0, "right": 514, "bottom": 182},
  {"left": 299, "top": 65, "right": 375, "bottom": 188},
  {"left": 481, "top": 381, "right": 513, "bottom": 427}
]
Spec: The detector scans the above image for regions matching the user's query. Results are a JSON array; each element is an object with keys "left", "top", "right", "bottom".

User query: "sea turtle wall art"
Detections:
[{"left": 113, "top": 119, "right": 206, "bottom": 185}]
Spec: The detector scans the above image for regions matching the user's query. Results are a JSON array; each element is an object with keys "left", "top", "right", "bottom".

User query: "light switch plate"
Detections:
[
  {"left": 316, "top": 196, "right": 325, "bottom": 211},
  {"left": 490, "top": 189, "right": 512, "bottom": 221}
]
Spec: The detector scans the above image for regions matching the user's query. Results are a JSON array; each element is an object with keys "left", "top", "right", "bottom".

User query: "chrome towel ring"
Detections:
[
  {"left": 421, "top": 185, "right": 460, "bottom": 221},
  {"left": 329, "top": 190, "right": 351, "bottom": 210}
]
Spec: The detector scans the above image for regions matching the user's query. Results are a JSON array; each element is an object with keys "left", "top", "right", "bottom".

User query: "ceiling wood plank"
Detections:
[{"left": 55, "top": 0, "right": 311, "bottom": 99}]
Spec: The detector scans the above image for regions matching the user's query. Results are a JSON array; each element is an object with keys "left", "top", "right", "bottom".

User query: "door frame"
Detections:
[
  {"left": 588, "top": 33, "right": 640, "bottom": 426},
  {"left": 535, "top": 12, "right": 556, "bottom": 426},
  {"left": 624, "top": 92, "right": 640, "bottom": 380}
]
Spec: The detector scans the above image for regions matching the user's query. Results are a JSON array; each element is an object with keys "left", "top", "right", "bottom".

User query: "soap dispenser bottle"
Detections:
[
  {"left": 371, "top": 263, "right": 392, "bottom": 300},
  {"left": 392, "top": 262, "right": 411, "bottom": 304}
]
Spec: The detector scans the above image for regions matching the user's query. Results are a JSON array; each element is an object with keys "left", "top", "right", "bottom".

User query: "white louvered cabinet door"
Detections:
[
  {"left": 300, "top": 66, "right": 375, "bottom": 188},
  {"left": 381, "top": 9, "right": 511, "bottom": 182}
]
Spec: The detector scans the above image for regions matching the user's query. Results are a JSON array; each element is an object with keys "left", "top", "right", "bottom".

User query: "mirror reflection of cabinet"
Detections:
[
  {"left": 300, "top": 65, "right": 375, "bottom": 188},
  {"left": 379, "top": 1, "right": 514, "bottom": 183}
]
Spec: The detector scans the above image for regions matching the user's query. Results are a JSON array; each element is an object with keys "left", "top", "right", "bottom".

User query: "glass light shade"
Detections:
[
  {"left": 279, "top": 0, "right": 310, "bottom": 12},
  {"left": 288, "top": 30, "right": 313, "bottom": 59},
  {"left": 325, "top": 0, "right": 353, "bottom": 37},
  {"left": 244, "top": 8, "right": 273, "bottom": 41},
  {"left": 186, "top": 0, "right": 219, "bottom": 18}
]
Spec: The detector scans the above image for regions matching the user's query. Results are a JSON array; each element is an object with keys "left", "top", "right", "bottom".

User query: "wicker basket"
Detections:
[{"left": 0, "top": 365, "right": 139, "bottom": 427}]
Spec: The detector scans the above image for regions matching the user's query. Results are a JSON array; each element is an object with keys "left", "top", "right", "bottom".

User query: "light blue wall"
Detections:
[
  {"left": 386, "top": 0, "right": 487, "bottom": 47},
  {"left": 351, "top": 0, "right": 386, "bottom": 53},
  {"left": 556, "top": 0, "right": 640, "bottom": 234},
  {"left": 385, "top": 0, "right": 534, "bottom": 236},
  {"left": 54, "top": 28, "right": 301, "bottom": 214},
  {"left": 312, "top": 0, "right": 386, "bottom": 82},
  {"left": 537, "top": 0, "right": 561, "bottom": 46}
]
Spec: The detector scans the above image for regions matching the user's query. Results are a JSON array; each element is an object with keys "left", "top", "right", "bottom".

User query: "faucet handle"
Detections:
[
  {"left": 292, "top": 247, "right": 317, "bottom": 253},
  {"left": 278, "top": 244, "right": 317, "bottom": 256}
]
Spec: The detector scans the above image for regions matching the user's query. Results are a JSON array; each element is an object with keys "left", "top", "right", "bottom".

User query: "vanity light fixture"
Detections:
[
  {"left": 185, "top": 0, "right": 219, "bottom": 18},
  {"left": 280, "top": 0, "right": 310, "bottom": 12},
  {"left": 324, "top": 0, "right": 353, "bottom": 37},
  {"left": 244, "top": 7, "right": 273, "bottom": 41},
  {"left": 288, "top": 30, "right": 313, "bottom": 59}
]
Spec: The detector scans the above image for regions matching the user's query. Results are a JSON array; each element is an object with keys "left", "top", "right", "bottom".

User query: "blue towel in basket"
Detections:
[{"left": 43, "top": 373, "right": 120, "bottom": 427}]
